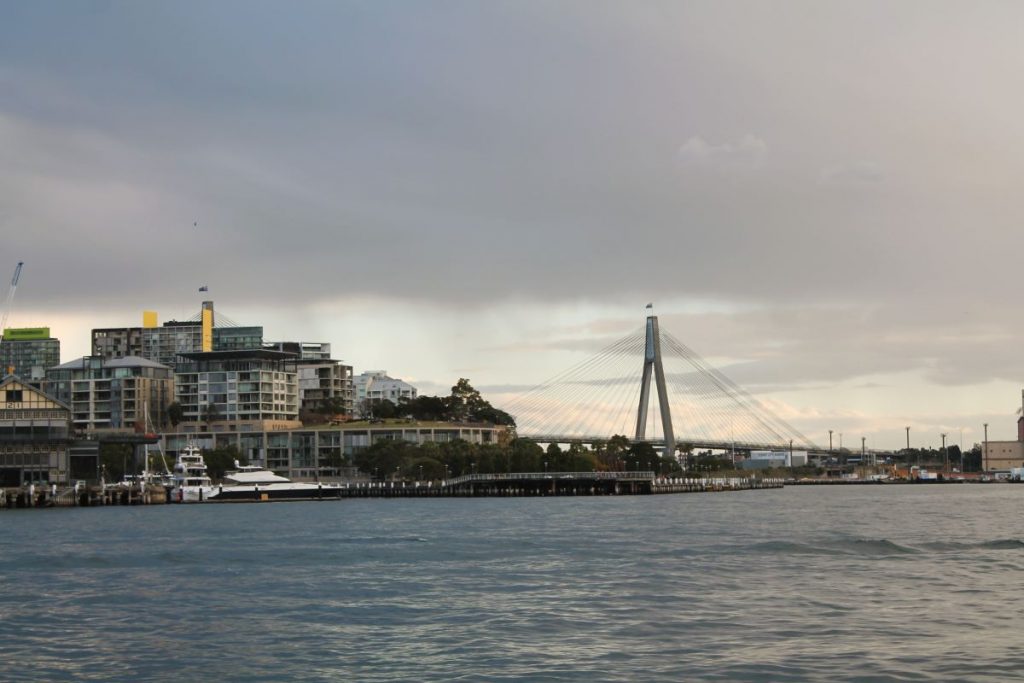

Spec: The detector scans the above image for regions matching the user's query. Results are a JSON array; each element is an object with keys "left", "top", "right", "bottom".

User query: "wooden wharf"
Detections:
[{"left": 0, "top": 472, "right": 782, "bottom": 508}]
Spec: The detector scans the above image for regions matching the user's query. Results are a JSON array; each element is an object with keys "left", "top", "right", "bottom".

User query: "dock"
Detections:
[{"left": 1, "top": 472, "right": 781, "bottom": 508}]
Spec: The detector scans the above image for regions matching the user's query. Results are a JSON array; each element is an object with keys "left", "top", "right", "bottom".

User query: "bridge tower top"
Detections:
[{"left": 635, "top": 305, "right": 675, "bottom": 458}]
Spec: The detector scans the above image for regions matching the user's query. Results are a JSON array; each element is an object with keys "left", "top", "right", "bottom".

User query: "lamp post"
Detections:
[
  {"left": 861, "top": 437, "right": 866, "bottom": 470},
  {"left": 941, "top": 433, "right": 948, "bottom": 472},
  {"left": 905, "top": 426, "right": 911, "bottom": 472},
  {"left": 984, "top": 422, "right": 989, "bottom": 473},
  {"left": 828, "top": 430, "right": 833, "bottom": 453}
]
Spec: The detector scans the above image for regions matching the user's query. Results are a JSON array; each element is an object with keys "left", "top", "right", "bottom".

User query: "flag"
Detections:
[{"left": 199, "top": 286, "right": 208, "bottom": 292}]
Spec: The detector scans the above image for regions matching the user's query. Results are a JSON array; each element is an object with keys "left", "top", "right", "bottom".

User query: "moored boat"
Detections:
[
  {"left": 206, "top": 461, "right": 345, "bottom": 502},
  {"left": 170, "top": 443, "right": 216, "bottom": 502}
]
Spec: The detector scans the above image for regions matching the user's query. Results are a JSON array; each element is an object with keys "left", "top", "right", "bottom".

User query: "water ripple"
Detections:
[{"left": 2, "top": 487, "right": 1024, "bottom": 681}]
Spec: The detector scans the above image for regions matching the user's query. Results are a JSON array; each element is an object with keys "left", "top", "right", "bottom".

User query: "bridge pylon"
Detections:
[{"left": 635, "top": 305, "right": 675, "bottom": 459}]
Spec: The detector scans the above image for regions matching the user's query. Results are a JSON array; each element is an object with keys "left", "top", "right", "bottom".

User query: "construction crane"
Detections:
[{"left": 0, "top": 261, "right": 24, "bottom": 339}]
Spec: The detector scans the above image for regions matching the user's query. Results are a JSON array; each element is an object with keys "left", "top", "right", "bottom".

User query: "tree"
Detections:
[
  {"left": 99, "top": 443, "right": 135, "bottom": 482},
  {"left": 398, "top": 395, "right": 450, "bottom": 421},
  {"left": 167, "top": 402, "right": 184, "bottom": 428},
  {"left": 449, "top": 378, "right": 486, "bottom": 421},
  {"left": 359, "top": 398, "right": 396, "bottom": 420},
  {"left": 203, "top": 445, "right": 246, "bottom": 480}
]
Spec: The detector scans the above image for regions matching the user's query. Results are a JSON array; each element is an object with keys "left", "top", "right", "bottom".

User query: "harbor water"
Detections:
[{"left": 1, "top": 484, "right": 1023, "bottom": 681}]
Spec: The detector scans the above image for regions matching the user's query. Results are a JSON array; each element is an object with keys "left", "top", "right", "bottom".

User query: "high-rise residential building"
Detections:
[
  {"left": 174, "top": 350, "right": 300, "bottom": 427},
  {"left": 297, "top": 362, "right": 355, "bottom": 415},
  {"left": 92, "top": 302, "right": 263, "bottom": 370},
  {"left": 264, "top": 342, "right": 355, "bottom": 415},
  {"left": 354, "top": 370, "right": 418, "bottom": 415},
  {"left": 1, "top": 327, "right": 61, "bottom": 382},
  {"left": 44, "top": 356, "right": 175, "bottom": 432}
]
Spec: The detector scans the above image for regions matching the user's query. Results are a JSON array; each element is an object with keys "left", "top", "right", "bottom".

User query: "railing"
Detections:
[{"left": 444, "top": 471, "right": 656, "bottom": 486}]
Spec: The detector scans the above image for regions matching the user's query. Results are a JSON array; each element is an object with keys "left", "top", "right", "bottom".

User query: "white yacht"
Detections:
[
  {"left": 206, "top": 461, "right": 345, "bottom": 502},
  {"left": 171, "top": 444, "right": 217, "bottom": 502}
]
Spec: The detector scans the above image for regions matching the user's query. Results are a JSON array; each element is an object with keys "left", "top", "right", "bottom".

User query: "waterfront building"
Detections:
[
  {"left": 740, "top": 450, "right": 809, "bottom": 469},
  {"left": 1, "top": 327, "right": 60, "bottom": 382},
  {"left": 980, "top": 393, "right": 1024, "bottom": 471},
  {"left": 0, "top": 376, "right": 72, "bottom": 486},
  {"left": 161, "top": 421, "right": 509, "bottom": 480},
  {"left": 173, "top": 349, "right": 300, "bottom": 427},
  {"left": 44, "top": 356, "right": 175, "bottom": 431},
  {"left": 354, "top": 370, "right": 418, "bottom": 415}
]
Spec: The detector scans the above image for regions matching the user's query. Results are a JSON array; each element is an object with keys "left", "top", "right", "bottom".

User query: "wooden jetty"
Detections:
[
  {"left": 0, "top": 482, "right": 169, "bottom": 509},
  {"left": 1, "top": 472, "right": 783, "bottom": 509}
]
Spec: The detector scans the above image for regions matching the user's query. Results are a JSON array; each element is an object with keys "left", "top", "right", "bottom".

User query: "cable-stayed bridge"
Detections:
[{"left": 504, "top": 307, "right": 818, "bottom": 457}]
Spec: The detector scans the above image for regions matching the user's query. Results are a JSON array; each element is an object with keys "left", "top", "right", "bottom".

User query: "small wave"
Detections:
[
  {"left": 845, "top": 538, "right": 917, "bottom": 555},
  {"left": 920, "top": 538, "right": 1024, "bottom": 552},
  {"left": 750, "top": 541, "right": 833, "bottom": 556},
  {"left": 334, "top": 535, "right": 429, "bottom": 545},
  {"left": 750, "top": 538, "right": 917, "bottom": 557},
  {"left": 977, "top": 538, "right": 1024, "bottom": 550}
]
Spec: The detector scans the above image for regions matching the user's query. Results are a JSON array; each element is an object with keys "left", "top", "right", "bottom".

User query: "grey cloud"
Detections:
[
  {"left": 676, "top": 135, "right": 768, "bottom": 169},
  {"left": 4, "top": 1, "right": 1024, "bottom": 440},
  {"left": 818, "top": 162, "right": 884, "bottom": 185}
]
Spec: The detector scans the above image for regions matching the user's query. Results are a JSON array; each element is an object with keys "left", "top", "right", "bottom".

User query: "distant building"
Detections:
[
  {"left": 44, "top": 356, "right": 174, "bottom": 432},
  {"left": 354, "top": 370, "right": 418, "bottom": 415},
  {"left": 982, "top": 391, "right": 1024, "bottom": 471},
  {"left": 0, "top": 376, "right": 72, "bottom": 486},
  {"left": 174, "top": 350, "right": 300, "bottom": 427},
  {"left": 1, "top": 327, "right": 60, "bottom": 382},
  {"left": 741, "top": 450, "right": 808, "bottom": 470},
  {"left": 91, "top": 302, "right": 263, "bottom": 370}
]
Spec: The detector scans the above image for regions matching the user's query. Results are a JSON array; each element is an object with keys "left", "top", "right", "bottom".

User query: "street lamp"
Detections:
[
  {"left": 905, "top": 426, "right": 911, "bottom": 472},
  {"left": 419, "top": 465, "right": 423, "bottom": 481},
  {"left": 984, "top": 423, "right": 989, "bottom": 473},
  {"left": 941, "top": 433, "right": 948, "bottom": 472}
]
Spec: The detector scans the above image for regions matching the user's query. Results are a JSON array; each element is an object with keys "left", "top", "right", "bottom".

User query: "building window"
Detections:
[{"left": 6, "top": 390, "right": 23, "bottom": 403}]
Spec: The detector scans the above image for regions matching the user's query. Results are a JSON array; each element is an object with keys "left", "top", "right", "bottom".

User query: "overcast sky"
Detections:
[{"left": 4, "top": 1, "right": 1024, "bottom": 449}]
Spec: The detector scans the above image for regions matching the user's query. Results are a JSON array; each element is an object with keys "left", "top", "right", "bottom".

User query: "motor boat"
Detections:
[
  {"left": 206, "top": 460, "right": 345, "bottom": 502},
  {"left": 170, "top": 443, "right": 216, "bottom": 502}
]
